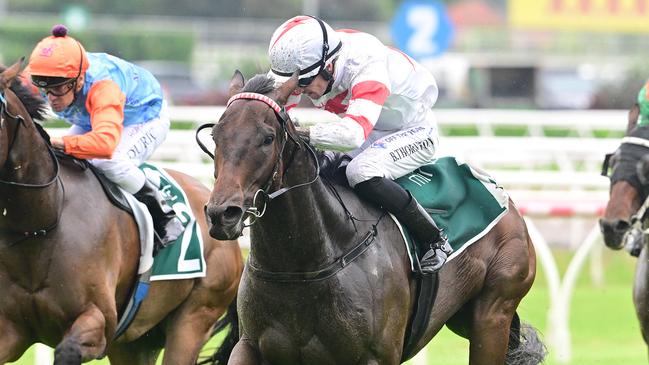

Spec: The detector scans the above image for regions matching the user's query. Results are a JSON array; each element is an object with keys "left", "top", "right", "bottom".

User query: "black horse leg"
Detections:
[
  {"left": 228, "top": 339, "right": 262, "bottom": 365},
  {"left": 0, "top": 316, "right": 29, "bottom": 363},
  {"left": 633, "top": 246, "right": 649, "bottom": 354},
  {"left": 54, "top": 304, "right": 109, "bottom": 364}
]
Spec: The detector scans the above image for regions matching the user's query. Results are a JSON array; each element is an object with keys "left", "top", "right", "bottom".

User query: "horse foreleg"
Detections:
[
  {"left": 54, "top": 304, "right": 108, "bottom": 365},
  {"left": 0, "top": 316, "right": 29, "bottom": 363},
  {"left": 160, "top": 310, "right": 219, "bottom": 365},
  {"left": 228, "top": 339, "right": 262, "bottom": 365}
]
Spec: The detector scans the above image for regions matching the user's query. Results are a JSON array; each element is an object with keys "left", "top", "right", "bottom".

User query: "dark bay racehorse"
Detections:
[
  {"left": 203, "top": 71, "right": 546, "bottom": 365},
  {"left": 0, "top": 60, "right": 243, "bottom": 365},
  {"left": 600, "top": 126, "right": 649, "bottom": 355}
]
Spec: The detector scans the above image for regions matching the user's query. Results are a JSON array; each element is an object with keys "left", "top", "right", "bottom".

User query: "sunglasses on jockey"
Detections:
[
  {"left": 297, "top": 68, "right": 334, "bottom": 88},
  {"left": 274, "top": 16, "right": 341, "bottom": 89},
  {"left": 35, "top": 78, "right": 78, "bottom": 97}
]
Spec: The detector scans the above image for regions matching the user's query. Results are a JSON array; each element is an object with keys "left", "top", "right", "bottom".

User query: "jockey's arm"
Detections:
[
  {"left": 62, "top": 80, "right": 126, "bottom": 159},
  {"left": 308, "top": 62, "right": 391, "bottom": 151}
]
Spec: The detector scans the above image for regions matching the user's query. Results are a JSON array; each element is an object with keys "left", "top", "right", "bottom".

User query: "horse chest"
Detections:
[{"left": 240, "top": 279, "right": 374, "bottom": 364}]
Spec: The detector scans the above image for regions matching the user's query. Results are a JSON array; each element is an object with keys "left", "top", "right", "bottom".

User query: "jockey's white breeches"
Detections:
[
  {"left": 67, "top": 102, "right": 171, "bottom": 194},
  {"left": 346, "top": 107, "right": 440, "bottom": 188}
]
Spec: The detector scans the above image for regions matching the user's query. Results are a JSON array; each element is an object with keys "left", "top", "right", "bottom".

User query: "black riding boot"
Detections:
[
  {"left": 395, "top": 192, "right": 453, "bottom": 274},
  {"left": 355, "top": 177, "right": 452, "bottom": 274},
  {"left": 134, "top": 179, "right": 185, "bottom": 252}
]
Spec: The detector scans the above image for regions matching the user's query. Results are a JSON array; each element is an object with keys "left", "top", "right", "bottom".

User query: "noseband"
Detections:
[{"left": 196, "top": 92, "right": 320, "bottom": 225}]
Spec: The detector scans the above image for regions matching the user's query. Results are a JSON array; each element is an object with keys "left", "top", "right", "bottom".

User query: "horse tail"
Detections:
[
  {"left": 505, "top": 312, "right": 547, "bottom": 365},
  {"left": 197, "top": 296, "right": 239, "bottom": 365}
]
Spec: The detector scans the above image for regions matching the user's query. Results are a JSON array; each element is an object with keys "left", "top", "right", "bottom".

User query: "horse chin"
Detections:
[
  {"left": 599, "top": 219, "right": 626, "bottom": 250},
  {"left": 208, "top": 220, "right": 244, "bottom": 241}
]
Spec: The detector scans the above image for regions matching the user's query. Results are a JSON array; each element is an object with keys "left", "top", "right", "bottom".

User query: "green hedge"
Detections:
[{"left": 0, "top": 21, "right": 194, "bottom": 66}]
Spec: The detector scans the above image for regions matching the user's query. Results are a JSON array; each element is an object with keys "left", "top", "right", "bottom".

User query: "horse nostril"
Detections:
[
  {"left": 223, "top": 206, "right": 244, "bottom": 223},
  {"left": 615, "top": 220, "right": 630, "bottom": 232}
]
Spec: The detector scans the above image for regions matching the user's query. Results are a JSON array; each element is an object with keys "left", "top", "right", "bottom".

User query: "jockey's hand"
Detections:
[{"left": 50, "top": 136, "right": 65, "bottom": 151}]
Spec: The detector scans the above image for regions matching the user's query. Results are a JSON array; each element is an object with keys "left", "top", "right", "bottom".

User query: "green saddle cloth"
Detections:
[
  {"left": 393, "top": 157, "right": 509, "bottom": 270},
  {"left": 140, "top": 163, "right": 206, "bottom": 281}
]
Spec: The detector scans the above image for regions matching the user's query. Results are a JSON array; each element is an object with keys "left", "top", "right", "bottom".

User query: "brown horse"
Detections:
[
  {"left": 202, "top": 71, "right": 546, "bottom": 365},
  {"left": 600, "top": 126, "right": 649, "bottom": 354},
  {"left": 0, "top": 60, "right": 243, "bottom": 365}
]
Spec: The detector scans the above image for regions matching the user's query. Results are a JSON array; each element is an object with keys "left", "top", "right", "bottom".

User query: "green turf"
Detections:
[{"left": 9, "top": 249, "right": 647, "bottom": 364}]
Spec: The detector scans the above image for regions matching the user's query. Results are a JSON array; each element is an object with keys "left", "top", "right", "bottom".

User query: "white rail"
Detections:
[{"left": 168, "top": 106, "right": 628, "bottom": 137}]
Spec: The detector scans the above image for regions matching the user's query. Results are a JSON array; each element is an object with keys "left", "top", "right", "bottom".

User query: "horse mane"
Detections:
[
  {"left": 0, "top": 66, "right": 49, "bottom": 122},
  {"left": 242, "top": 74, "right": 276, "bottom": 94}
]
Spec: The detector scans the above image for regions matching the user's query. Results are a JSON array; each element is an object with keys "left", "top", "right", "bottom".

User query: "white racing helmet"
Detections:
[{"left": 268, "top": 15, "right": 342, "bottom": 84}]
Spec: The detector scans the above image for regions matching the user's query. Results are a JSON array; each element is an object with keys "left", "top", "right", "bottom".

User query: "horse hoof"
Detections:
[{"left": 54, "top": 344, "right": 82, "bottom": 365}]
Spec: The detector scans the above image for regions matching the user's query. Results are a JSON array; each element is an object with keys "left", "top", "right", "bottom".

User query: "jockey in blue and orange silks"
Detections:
[
  {"left": 267, "top": 15, "right": 453, "bottom": 274},
  {"left": 27, "top": 24, "right": 184, "bottom": 251}
]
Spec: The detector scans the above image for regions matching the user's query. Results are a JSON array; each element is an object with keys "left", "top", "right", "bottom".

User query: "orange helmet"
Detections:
[{"left": 28, "top": 24, "right": 89, "bottom": 88}]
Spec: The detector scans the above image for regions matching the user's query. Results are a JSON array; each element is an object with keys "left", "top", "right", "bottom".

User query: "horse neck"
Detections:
[
  {"left": 250, "top": 144, "right": 360, "bottom": 272},
  {"left": 0, "top": 115, "right": 60, "bottom": 233}
]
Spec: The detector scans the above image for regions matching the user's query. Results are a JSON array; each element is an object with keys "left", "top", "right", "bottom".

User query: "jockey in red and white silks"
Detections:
[
  {"left": 269, "top": 15, "right": 451, "bottom": 274},
  {"left": 272, "top": 25, "right": 440, "bottom": 187}
]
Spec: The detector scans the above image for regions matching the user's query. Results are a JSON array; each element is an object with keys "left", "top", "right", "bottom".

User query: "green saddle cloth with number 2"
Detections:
[
  {"left": 140, "top": 162, "right": 206, "bottom": 281},
  {"left": 393, "top": 157, "right": 509, "bottom": 271}
]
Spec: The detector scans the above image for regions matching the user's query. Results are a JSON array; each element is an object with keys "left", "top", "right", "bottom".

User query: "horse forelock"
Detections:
[{"left": 242, "top": 74, "right": 276, "bottom": 95}]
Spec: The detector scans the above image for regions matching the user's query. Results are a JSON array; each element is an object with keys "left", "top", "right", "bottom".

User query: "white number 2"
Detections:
[{"left": 406, "top": 6, "right": 439, "bottom": 55}]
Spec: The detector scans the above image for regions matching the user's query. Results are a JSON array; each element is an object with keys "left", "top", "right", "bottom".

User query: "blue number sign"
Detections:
[{"left": 390, "top": 0, "right": 455, "bottom": 59}]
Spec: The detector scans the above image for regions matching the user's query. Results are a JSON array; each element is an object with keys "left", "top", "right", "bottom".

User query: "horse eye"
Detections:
[{"left": 263, "top": 135, "right": 274, "bottom": 145}]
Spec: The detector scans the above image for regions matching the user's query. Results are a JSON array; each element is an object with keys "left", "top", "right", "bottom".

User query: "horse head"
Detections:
[
  {"left": 0, "top": 58, "right": 49, "bottom": 180},
  {"left": 205, "top": 71, "right": 301, "bottom": 240},
  {"left": 600, "top": 132, "right": 649, "bottom": 251}
]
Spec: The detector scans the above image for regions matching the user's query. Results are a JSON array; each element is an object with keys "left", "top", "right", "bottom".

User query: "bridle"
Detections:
[
  {"left": 0, "top": 89, "right": 63, "bottom": 243},
  {"left": 196, "top": 92, "right": 320, "bottom": 225},
  {"left": 196, "top": 91, "right": 381, "bottom": 283}
]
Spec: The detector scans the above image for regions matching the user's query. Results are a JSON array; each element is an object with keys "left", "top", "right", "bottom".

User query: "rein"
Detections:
[
  {"left": 247, "top": 225, "right": 378, "bottom": 283},
  {"left": 0, "top": 90, "right": 63, "bottom": 243}
]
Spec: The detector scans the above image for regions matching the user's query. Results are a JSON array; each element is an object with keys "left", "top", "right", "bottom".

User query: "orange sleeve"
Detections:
[{"left": 62, "top": 80, "right": 126, "bottom": 159}]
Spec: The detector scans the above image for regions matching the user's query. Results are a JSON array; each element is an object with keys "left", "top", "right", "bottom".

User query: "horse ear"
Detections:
[
  {"left": 228, "top": 70, "right": 245, "bottom": 97},
  {"left": 274, "top": 71, "right": 299, "bottom": 106},
  {"left": 0, "top": 57, "right": 24, "bottom": 90}
]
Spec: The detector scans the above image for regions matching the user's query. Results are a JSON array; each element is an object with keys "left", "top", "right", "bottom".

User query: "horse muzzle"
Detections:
[
  {"left": 599, "top": 218, "right": 629, "bottom": 250},
  {"left": 204, "top": 203, "right": 245, "bottom": 240}
]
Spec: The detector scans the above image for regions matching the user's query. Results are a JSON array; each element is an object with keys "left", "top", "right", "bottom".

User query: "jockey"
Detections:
[
  {"left": 27, "top": 24, "right": 184, "bottom": 252},
  {"left": 628, "top": 80, "right": 649, "bottom": 135},
  {"left": 268, "top": 15, "right": 453, "bottom": 274}
]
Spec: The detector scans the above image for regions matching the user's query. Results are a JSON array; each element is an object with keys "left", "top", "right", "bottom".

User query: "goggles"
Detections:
[
  {"left": 38, "top": 79, "right": 77, "bottom": 97},
  {"left": 297, "top": 68, "right": 334, "bottom": 88}
]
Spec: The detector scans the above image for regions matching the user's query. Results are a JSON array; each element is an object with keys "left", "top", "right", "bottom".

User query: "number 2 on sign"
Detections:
[{"left": 407, "top": 5, "right": 439, "bottom": 55}]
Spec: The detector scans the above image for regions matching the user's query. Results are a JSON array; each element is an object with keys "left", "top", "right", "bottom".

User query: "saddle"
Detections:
[{"left": 53, "top": 150, "right": 132, "bottom": 213}]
